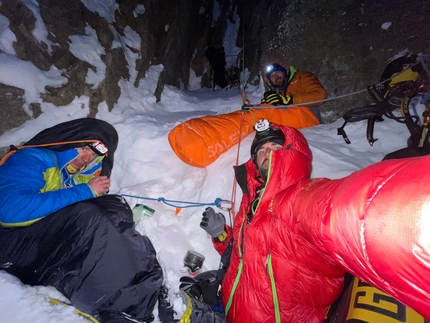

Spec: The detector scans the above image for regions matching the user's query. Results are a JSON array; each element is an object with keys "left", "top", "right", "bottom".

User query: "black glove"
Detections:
[
  {"left": 261, "top": 90, "right": 292, "bottom": 105},
  {"left": 200, "top": 207, "right": 226, "bottom": 238}
]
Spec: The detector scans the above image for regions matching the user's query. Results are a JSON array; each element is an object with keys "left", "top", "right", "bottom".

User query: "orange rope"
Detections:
[
  {"left": 0, "top": 150, "right": 15, "bottom": 166},
  {"left": 19, "top": 139, "right": 101, "bottom": 149},
  {"left": 229, "top": 111, "right": 246, "bottom": 221},
  {"left": 0, "top": 139, "right": 103, "bottom": 166}
]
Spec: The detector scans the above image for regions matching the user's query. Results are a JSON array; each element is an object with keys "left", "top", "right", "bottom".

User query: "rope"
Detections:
[
  {"left": 222, "top": 6, "right": 259, "bottom": 223},
  {"left": 229, "top": 110, "right": 257, "bottom": 219},
  {"left": 245, "top": 87, "right": 369, "bottom": 109},
  {"left": 119, "top": 193, "right": 232, "bottom": 210},
  {"left": 226, "top": 6, "right": 246, "bottom": 221},
  {"left": 229, "top": 112, "right": 246, "bottom": 221}
]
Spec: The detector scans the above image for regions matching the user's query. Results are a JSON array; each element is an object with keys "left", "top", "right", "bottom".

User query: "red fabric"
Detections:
[
  {"left": 216, "top": 125, "right": 430, "bottom": 322},
  {"left": 314, "top": 157, "right": 430, "bottom": 318}
]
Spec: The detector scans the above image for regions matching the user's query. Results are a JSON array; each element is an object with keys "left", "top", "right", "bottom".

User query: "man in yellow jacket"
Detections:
[{"left": 261, "top": 63, "right": 327, "bottom": 122}]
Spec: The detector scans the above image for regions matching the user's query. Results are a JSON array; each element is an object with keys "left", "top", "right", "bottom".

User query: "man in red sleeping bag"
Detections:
[{"left": 200, "top": 118, "right": 430, "bottom": 322}]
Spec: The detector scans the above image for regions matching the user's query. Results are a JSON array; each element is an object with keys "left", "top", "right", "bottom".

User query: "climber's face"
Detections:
[
  {"left": 256, "top": 141, "right": 283, "bottom": 181},
  {"left": 269, "top": 71, "right": 286, "bottom": 88},
  {"left": 69, "top": 146, "right": 98, "bottom": 169}
]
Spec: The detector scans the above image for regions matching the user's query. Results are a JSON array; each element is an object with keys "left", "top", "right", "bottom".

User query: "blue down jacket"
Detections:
[{"left": 0, "top": 147, "right": 102, "bottom": 226}]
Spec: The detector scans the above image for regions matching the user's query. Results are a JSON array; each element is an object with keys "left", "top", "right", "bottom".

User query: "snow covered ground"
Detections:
[{"left": 0, "top": 77, "right": 414, "bottom": 322}]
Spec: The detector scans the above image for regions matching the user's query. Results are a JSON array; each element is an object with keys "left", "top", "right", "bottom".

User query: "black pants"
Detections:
[{"left": 0, "top": 195, "right": 162, "bottom": 321}]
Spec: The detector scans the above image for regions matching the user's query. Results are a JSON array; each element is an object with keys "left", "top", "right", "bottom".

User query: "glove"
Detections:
[
  {"left": 200, "top": 207, "right": 226, "bottom": 238},
  {"left": 261, "top": 90, "right": 292, "bottom": 105}
]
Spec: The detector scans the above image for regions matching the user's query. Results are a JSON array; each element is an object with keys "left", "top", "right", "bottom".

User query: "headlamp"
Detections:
[
  {"left": 255, "top": 119, "right": 270, "bottom": 133},
  {"left": 88, "top": 141, "right": 108, "bottom": 156},
  {"left": 266, "top": 65, "right": 274, "bottom": 74},
  {"left": 250, "top": 119, "right": 285, "bottom": 164}
]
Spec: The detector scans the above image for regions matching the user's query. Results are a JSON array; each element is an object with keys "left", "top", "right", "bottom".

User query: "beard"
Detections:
[
  {"left": 272, "top": 79, "right": 285, "bottom": 88},
  {"left": 258, "top": 165, "right": 268, "bottom": 182}
]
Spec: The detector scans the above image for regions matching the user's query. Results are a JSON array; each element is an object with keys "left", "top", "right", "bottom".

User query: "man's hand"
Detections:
[
  {"left": 261, "top": 91, "right": 292, "bottom": 105},
  {"left": 200, "top": 207, "right": 226, "bottom": 238},
  {"left": 88, "top": 176, "right": 111, "bottom": 196}
]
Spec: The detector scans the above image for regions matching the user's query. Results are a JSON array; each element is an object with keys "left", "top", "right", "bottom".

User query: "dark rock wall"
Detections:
[
  {"left": 246, "top": 0, "right": 430, "bottom": 121},
  {"left": 0, "top": 0, "right": 429, "bottom": 135},
  {"left": 154, "top": 0, "right": 211, "bottom": 100}
]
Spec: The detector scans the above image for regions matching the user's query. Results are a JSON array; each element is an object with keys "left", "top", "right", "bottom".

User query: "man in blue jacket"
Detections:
[
  {"left": 0, "top": 141, "right": 110, "bottom": 226},
  {"left": 0, "top": 118, "right": 163, "bottom": 323}
]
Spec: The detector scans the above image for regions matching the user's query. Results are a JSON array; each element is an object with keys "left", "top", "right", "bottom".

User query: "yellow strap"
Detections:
[
  {"left": 49, "top": 298, "right": 100, "bottom": 323},
  {"left": 217, "top": 231, "right": 228, "bottom": 242},
  {"left": 179, "top": 292, "right": 193, "bottom": 323},
  {"left": 0, "top": 218, "right": 42, "bottom": 227}
]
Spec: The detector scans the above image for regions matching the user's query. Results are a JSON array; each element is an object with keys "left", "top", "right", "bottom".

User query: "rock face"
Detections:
[
  {"left": 0, "top": 0, "right": 429, "bottom": 134},
  {"left": 239, "top": 0, "right": 430, "bottom": 121},
  {"left": 0, "top": 83, "right": 28, "bottom": 134}
]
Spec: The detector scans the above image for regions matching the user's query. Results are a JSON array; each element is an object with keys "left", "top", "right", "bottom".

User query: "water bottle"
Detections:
[{"left": 132, "top": 204, "right": 155, "bottom": 223}]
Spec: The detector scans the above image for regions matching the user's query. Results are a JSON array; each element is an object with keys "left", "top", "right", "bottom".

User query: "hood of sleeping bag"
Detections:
[{"left": 23, "top": 118, "right": 118, "bottom": 177}]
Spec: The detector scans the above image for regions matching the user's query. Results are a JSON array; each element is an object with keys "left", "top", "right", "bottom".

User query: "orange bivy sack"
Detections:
[{"left": 168, "top": 106, "right": 319, "bottom": 168}]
